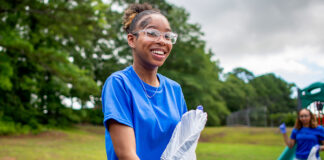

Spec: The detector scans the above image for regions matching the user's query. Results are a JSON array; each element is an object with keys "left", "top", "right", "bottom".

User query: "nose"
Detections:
[
  {"left": 155, "top": 35, "right": 167, "bottom": 45},
  {"left": 155, "top": 35, "right": 172, "bottom": 45}
]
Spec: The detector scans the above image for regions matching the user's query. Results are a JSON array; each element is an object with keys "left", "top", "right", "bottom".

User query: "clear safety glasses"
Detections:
[
  {"left": 299, "top": 114, "right": 310, "bottom": 119},
  {"left": 133, "top": 29, "right": 178, "bottom": 44}
]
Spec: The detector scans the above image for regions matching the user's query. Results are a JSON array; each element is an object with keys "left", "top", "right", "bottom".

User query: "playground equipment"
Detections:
[
  {"left": 298, "top": 82, "right": 324, "bottom": 125},
  {"left": 278, "top": 82, "right": 324, "bottom": 160}
]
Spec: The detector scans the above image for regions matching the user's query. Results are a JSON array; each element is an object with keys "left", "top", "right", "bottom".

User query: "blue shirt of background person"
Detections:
[
  {"left": 101, "top": 3, "right": 188, "bottom": 160},
  {"left": 102, "top": 66, "right": 187, "bottom": 159},
  {"left": 280, "top": 108, "right": 324, "bottom": 159},
  {"left": 291, "top": 126, "right": 324, "bottom": 159}
]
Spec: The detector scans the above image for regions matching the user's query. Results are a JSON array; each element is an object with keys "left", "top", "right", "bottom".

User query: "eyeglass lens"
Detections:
[
  {"left": 299, "top": 115, "right": 310, "bottom": 118},
  {"left": 145, "top": 29, "right": 177, "bottom": 44}
]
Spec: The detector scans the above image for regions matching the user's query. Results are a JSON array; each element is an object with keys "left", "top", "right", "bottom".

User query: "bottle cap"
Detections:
[{"left": 197, "top": 105, "right": 203, "bottom": 111}]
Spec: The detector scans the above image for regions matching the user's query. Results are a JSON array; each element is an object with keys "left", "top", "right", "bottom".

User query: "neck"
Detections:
[
  {"left": 303, "top": 123, "right": 310, "bottom": 127},
  {"left": 133, "top": 64, "right": 159, "bottom": 87}
]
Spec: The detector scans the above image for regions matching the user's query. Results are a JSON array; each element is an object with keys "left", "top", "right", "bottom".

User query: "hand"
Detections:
[{"left": 279, "top": 123, "right": 286, "bottom": 134}]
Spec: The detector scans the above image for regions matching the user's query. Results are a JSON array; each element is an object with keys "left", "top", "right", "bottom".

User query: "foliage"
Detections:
[
  {"left": 0, "top": 118, "right": 46, "bottom": 135},
  {"left": 270, "top": 112, "right": 297, "bottom": 127},
  {"left": 0, "top": 0, "right": 104, "bottom": 130},
  {"left": 220, "top": 73, "right": 257, "bottom": 112},
  {"left": 74, "top": 108, "right": 103, "bottom": 125},
  {"left": 250, "top": 73, "right": 297, "bottom": 114},
  {"left": 0, "top": 0, "right": 298, "bottom": 132},
  {"left": 223, "top": 70, "right": 297, "bottom": 126}
]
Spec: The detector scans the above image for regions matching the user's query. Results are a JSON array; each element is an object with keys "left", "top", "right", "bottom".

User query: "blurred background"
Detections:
[{"left": 0, "top": 0, "right": 323, "bottom": 159}]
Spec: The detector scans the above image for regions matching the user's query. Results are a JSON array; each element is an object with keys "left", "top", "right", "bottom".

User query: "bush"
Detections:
[
  {"left": 75, "top": 108, "right": 103, "bottom": 125},
  {"left": 0, "top": 107, "right": 103, "bottom": 135},
  {"left": 0, "top": 119, "right": 47, "bottom": 135},
  {"left": 0, "top": 120, "right": 17, "bottom": 135},
  {"left": 269, "top": 112, "right": 297, "bottom": 127}
]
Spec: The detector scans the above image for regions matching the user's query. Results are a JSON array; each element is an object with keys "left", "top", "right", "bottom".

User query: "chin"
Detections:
[
  {"left": 157, "top": 62, "right": 166, "bottom": 68},
  {"left": 153, "top": 61, "right": 166, "bottom": 68}
]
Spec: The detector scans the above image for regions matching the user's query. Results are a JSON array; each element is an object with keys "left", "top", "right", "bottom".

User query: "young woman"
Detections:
[
  {"left": 280, "top": 109, "right": 324, "bottom": 160},
  {"left": 101, "top": 3, "right": 187, "bottom": 160}
]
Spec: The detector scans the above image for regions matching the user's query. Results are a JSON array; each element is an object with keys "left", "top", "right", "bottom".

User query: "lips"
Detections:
[{"left": 150, "top": 49, "right": 168, "bottom": 61}]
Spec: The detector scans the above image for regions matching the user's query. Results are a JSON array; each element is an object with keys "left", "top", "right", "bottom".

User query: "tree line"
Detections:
[{"left": 0, "top": 0, "right": 296, "bottom": 134}]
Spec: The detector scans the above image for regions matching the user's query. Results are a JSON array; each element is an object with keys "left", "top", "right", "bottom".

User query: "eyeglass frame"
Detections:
[
  {"left": 132, "top": 28, "right": 178, "bottom": 44},
  {"left": 299, "top": 114, "right": 310, "bottom": 119}
]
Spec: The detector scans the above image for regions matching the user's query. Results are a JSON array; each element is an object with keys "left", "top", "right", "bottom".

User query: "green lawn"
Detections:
[
  {"left": 0, "top": 125, "right": 322, "bottom": 159},
  {"left": 0, "top": 125, "right": 106, "bottom": 160},
  {"left": 197, "top": 127, "right": 286, "bottom": 160}
]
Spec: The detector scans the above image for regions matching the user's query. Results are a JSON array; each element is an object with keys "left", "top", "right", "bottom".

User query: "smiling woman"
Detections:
[
  {"left": 101, "top": 3, "right": 188, "bottom": 160},
  {"left": 280, "top": 109, "right": 324, "bottom": 160}
]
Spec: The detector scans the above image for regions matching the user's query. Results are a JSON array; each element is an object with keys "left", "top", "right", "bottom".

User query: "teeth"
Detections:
[{"left": 152, "top": 50, "right": 164, "bottom": 55}]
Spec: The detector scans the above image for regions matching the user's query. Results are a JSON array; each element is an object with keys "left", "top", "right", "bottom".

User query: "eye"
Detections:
[
  {"left": 164, "top": 32, "right": 172, "bottom": 40},
  {"left": 146, "top": 29, "right": 160, "bottom": 37}
]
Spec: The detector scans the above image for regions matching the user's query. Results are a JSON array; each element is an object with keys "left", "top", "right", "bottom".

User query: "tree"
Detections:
[
  {"left": 0, "top": 0, "right": 103, "bottom": 127},
  {"left": 220, "top": 68, "right": 257, "bottom": 112},
  {"left": 250, "top": 73, "right": 297, "bottom": 114},
  {"left": 232, "top": 67, "right": 255, "bottom": 83},
  {"left": 0, "top": 0, "right": 297, "bottom": 130}
]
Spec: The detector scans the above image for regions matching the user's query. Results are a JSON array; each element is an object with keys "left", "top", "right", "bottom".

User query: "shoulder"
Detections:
[
  {"left": 158, "top": 73, "right": 181, "bottom": 89},
  {"left": 315, "top": 126, "right": 324, "bottom": 132},
  {"left": 105, "top": 66, "right": 133, "bottom": 83},
  {"left": 292, "top": 128, "right": 299, "bottom": 134},
  {"left": 109, "top": 66, "right": 132, "bottom": 79},
  {"left": 316, "top": 125, "right": 324, "bottom": 129},
  {"left": 102, "top": 66, "right": 135, "bottom": 91}
]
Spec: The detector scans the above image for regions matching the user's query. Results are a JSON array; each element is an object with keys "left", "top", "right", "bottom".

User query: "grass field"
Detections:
[
  {"left": 0, "top": 125, "right": 322, "bottom": 160},
  {"left": 197, "top": 127, "right": 287, "bottom": 160}
]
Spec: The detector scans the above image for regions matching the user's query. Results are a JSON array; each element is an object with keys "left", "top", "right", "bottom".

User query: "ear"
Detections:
[{"left": 127, "top": 34, "right": 136, "bottom": 48}]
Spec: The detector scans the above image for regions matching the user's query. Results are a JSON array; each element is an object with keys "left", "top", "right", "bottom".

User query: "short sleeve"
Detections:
[
  {"left": 180, "top": 87, "right": 188, "bottom": 115},
  {"left": 290, "top": 128, "right": 297, "bottom": 140},
  {"left": 102, "top": 75, "right": 133, "bottom": 130}
]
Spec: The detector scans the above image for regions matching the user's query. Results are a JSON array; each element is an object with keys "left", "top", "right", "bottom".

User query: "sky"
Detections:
[{"left": 167, "top": 0, "right": 324, "bottom": 89}]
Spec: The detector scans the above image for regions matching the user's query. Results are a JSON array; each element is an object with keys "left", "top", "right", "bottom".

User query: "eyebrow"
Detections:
[{"left": 145, "top": 25, "right": 172, "bottom": 32}]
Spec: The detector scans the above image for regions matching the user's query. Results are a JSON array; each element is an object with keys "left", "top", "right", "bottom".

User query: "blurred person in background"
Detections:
[{"left": 280, "top": 108, "right": 324, "bottom": 160}]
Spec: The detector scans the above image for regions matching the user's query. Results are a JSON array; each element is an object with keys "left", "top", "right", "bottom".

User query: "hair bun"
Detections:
[{"left": 122, "top": 3, "right": 154, "bottom": 33}]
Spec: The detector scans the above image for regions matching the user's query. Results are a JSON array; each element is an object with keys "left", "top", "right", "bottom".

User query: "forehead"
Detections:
[
  {"left": 137, "top": 14, "right": 171, "bottom": 31},
  {"left": 300, "top": 109, "right": 310, "bottom": 115}
]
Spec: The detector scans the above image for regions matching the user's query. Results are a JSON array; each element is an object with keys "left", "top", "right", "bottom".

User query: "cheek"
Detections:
[
  {"left": 167, "top": 44, "right": 173, "bottom": 52},
  {"left": 303, "top": 118, "right": 311, "bottom": 122}
]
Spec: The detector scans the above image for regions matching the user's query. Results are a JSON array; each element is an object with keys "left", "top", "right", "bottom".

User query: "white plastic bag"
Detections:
[
  {"left": 161, "top": 105, "right": 207, "bottom": 160},
  {"left": 307, "top": 145, "right": 320, "bottom": 160}
]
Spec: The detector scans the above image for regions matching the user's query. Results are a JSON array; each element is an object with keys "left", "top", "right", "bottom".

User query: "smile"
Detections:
[{"left": 151, "top": 50, "right": 165, "bottom": 55}]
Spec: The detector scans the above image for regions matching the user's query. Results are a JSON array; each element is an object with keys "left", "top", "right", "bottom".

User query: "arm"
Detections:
[
  {"left": 108, "top": 120, "right": 140, "bottom": 160},
  {"left": 321, "top": 140, "right": 324, "bottom": 151},
  {"left": 279, "top": 123, "right": 295, "bottom": 148},
  {"left": 282, "top": 133, "right": 296, "bottom": 148}
]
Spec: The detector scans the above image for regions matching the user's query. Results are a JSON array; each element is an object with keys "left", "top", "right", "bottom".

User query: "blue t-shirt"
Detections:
[
  {"left": 290, "top": 126, "right": 324, "bottom": 159},
  {"left": 102, "top": 66, "right": 187, "bottom": 160}
]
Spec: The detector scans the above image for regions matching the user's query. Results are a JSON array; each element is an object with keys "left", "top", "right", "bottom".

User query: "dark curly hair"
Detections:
[{"left": 122, "top": 3, "right": 161, "bottom": 34}]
